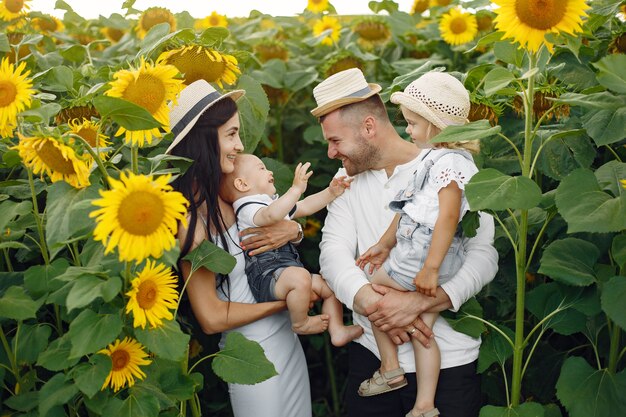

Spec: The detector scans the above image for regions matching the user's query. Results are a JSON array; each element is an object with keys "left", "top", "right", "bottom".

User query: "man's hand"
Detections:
[{"left": 240, "top": 219, "right": 298, "bottom": 256}]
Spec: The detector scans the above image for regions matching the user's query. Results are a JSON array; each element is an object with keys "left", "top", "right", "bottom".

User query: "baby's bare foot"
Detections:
[
  {"left": 330, "top": 324, "right": 364, "bottom": 347},
  {"left": 292, "top": 314, "right": 329, "bottom": 335}
]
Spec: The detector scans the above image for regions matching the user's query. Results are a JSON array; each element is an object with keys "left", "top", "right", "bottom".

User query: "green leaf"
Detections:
[
  {"left": 538, "top": 238, "right": 599, "bottom": 286},
  {"left": 73, "top": 354, "right": 112, "bottom": 399},
  {"left": 200, "top": 26, "right": 231, "bottom": 45},
  {"left": 135, "top": 320, "right": 190, "bottom": 361},
  {"left": 117, "top": 393, "right": 160, "bottom": 417},
  {"left": 526, "top": 282, "right": 587, "bottom": 335},
  {"left": 431, "top": 120, "right": 501, "bottom": 143},
  {"left": 212, "top": 331, "right": 278, "bottom": 384},
  {"left": 441, "top": 297, "right": 486, "bottom": 338},
  {"left": 483, "top": 67, "right": 516, "bottom": 97},
  {"left": 284, "top": 68, "right": 318, "bottom": 92},
  {"left": 37, "top": 334, "right": 80, "bottom": 371},
  {"left": 593, "top": 54, "right": 626, "bottom": 94},
  {"left": 262, "top": 157, "right": 292, "bottom": 195},
  {"left": 46, "top": 182, "right": 99, "bottom": 258},
  {"left": 15, "top": 323, "right": 52, "bottom": 364},
  {"left": 477, "top": 325, "right": 514, "bottom": 373},
  {"left": 595, "top": 160, "right": 626, "bottom": 196},
  {"left": 0, "top": 286, "right": 43, "bottom": 320},
  {"left": 493, "top": 40, "right": 524, "bottom": 67},
  {"left": 0, "top": 200, "right": 32, "bottom": 236},
  {"left": 556, "top": 356, "right": 626, "bottom": 417},
  {"left": 38, "top": 373, "right": 79, "bottom": 417},
  {"left": 4, "top": 391, "right": 38, "bottom": 412},
  {"left": 601, "top": 276, "right": 626, "bottom": 331},
  {"left": 555, "top": 168, "right": 626, "bottom": 233},
  {"left": 612, "top": 235, "right": 626, "bottom": 270},
  {"left": 0, "top": 33, "right": 9, "bottom": 53},
  {"left": 460, "top": 210, "right": 480, "bottom": 238},
  {"left": 67, "top": 310, "right": 123, "bottom": 358},
  {"left": 66, "top": 275, "right": 122, "bottom": 312},
  {"left": 480, "top": 402, "right": 545, "bottom": 417},
  {"left": 93, "top": 96, "right": 162, "bottom": 131},
  {"left": 237, "top": 75, "right": 270, "bottom": 152},
  {"left": 183, "top": 239, "right": 236, "bottom": 275},
  {"left": 536, "top": 129, "right": 595, "bottom": 180},
  {"left": 145, "top": 358, "right": 198, "bottom": 402},
  {"left": 465, "top": 168, "right": 542, "bottom": 210}
]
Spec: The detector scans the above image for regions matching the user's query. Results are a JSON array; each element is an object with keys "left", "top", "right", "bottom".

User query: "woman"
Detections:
[{"left": 167, "top": 79, "right": 311, "bottom": 417}]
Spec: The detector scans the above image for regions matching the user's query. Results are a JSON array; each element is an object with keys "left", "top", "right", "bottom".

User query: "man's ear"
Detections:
[
  {"left": 363, "top": 115, "right": 376, "bottom": 137},
  {"left": 234, "top": 177, "right": 249, "bottom": 192}
]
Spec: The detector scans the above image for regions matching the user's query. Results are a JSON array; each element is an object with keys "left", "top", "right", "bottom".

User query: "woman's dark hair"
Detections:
[{"left": 170, "top": 97, "right": 238, "bottom": 291}]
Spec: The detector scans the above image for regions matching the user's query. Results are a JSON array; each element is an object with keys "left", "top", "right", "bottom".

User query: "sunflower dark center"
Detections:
[
  {"left": 118, "top": 191, "right": 165, "bottom": 236},
  {"left": 0, "top": 80, "right": 17, "bottom": 107},
  {"left": 450, "top": 17, "right": 468, "bottom": 34},
  {"left": 137, "top": 280, "right": 158, "bottom": 309},
  {"left": 77, "top": 127, "right": 98, "bottom": 147},
  {"left": 111, "top": 349, "right": 130, "bottom": 371},
  {"left": 515, "top": 0, "right": 568, "bottom": 30},
  {"left": 6, "top": 0, "right": 24, "bottom": 13},
  {"left": 36, "top": 140, "right": 76, "bottom": 175},
  {"left": 122, "top": 73, "right": 166, "bottom": 115}
]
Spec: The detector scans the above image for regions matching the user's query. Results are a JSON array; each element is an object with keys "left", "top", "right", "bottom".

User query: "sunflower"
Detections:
[
  {"left": 31, "top": 14, "right": 64, "bottom": 33},
  {"left": 352, "top": 17, "right": 391, "bottom": 48},
  {"left": 105, "top": 59, "right": 183, "bottom": 147},
  {"left": 135, "top": 7, "right": 176, "bottom": 39},
  {"left": 126, "top": 260, "right": 179, "bottom": 329},
  {"left": 194, "top": 11, "right": 228, "bottom": 30},
  {"left": 620, "top": 179, "right": 626, "bottom": 189},
  {"left": 67, "top": 118, "right": 109, "bottom": 159},
  {"left": 255, "top": 40, "right": 289, "bottom": 62},
  {"left": 157, "top": 45, "right": 240, "bottom": 88},
  {"left": 411, "top": 0, "right": 430, "bottom": 14},
  {"left": 101, "top": 27, "right": 125, "bottom": 43},
  {"left": 468, "top": 100, "right": 502, "bottom": 126},
  {"left": 0, "top": 0, "right": 30, "bottom": 21},
  {"left": 0, "top": 57, "right": 33, "bottom": 138},
  {"left": 303, "top": 218, "right": 322, "bottom": 238},
  {"left": 608, "top": 32, "right": 626, "bottom": 54},
  {"left": 313, "top": 15, "right": 341, "bottom": 46},
  {"left": 307, "top": 0, "right": 329, "bottom": 13},
  {"left": 90, "top": 172, "right": 189, "bottom": 263},
  {"left": 5, "top": 32, "right": 30, "bottom": 64},
  {"left": 476, "top": 10, "right": 495, "bottom": 32},
  {"left": 322, "top": 51, "right": 365, "bottom": 77},
  {"left": 56, "top": 104, "right": 99, "bottom": 124},
  {"left": 439, "top": 8, "right": 478, "bottom": 46},
  {"left": 14, "top": 133, "right": 91, "bottom": 188},
  {"left": 99, "top": 337, "right": 151, "bottom": 392},
  {"left": 430, "top": 0, "right": 452, "bottom": 6},
  {"left": 493, "top": 0, "right": 590, "bottom": 53},
  {"left": 263, "top": 85, "right": 289, "bottom": 105},
  {"left": 260, "top": 18, "right": 277, "bottom": 30}
]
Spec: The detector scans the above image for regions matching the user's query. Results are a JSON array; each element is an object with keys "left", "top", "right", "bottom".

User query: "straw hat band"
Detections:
[
  {"left": 346, "top": 86, "right": 374, "bottom": 98},
  {"left": 170, "top": 91, "right": 221, "bottom": 139}
]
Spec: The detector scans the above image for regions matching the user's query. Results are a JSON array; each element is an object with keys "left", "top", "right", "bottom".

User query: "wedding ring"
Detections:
[{"left": 409, "top": 327, "right": 417, "bottom": 335}]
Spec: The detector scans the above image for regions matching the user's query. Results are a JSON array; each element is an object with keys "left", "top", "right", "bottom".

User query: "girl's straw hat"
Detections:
[
  {"left": 311, "top": 68, "right": 382, "bottom": 117},
  {"left": 166, "top": 79, "right": 245, "bottom": 154},
  {"left": 390, "top": 71, "right": 469, "bottom": 130}
]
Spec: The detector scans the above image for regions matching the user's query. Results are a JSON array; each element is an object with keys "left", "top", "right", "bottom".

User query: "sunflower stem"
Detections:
[
  {"left": 131, "top": 145, "right": 139, "bottom": 174},
  {"left": 0, "top": 324, "right": 22, "bottom": 391},
  {"left": 68, "top": 133, "right": 110, "bottom": 188},
  {"left": 2, "top": 248, "right": 14, "bottom": 272},
  {"left": 27, "top": 169, "right": 50, "bottom": 266}
]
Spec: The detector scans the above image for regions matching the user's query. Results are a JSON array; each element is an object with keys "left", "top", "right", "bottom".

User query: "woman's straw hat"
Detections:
[
  {"left": 165, "top": 79, "right": 245, "bottom": 154},
  {"left": 311, "top": 68, "right": 382, "bottom": 117},
  {"left": 390, "top": 71, "right": 469, "bottom": 130}
]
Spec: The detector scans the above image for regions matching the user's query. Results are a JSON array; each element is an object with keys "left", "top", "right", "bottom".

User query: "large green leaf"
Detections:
[
  {"left": 144, "top": 358, "right": 198, "bottom": 402},
  {"left": 67, "top": 309, "right": 123, "bottom": 358},
  {"left": 0, "top": 200, "right": 32, "bottom": 236},
  {"left": 526, "top": 282, "right": 587, "bottom": 335},
  {"left": 600, "top": 276, "right": 626, "bottom": 331},
  {"left": 595, "top": 160, "right": 626, "bottom": 196},
  {"left": 262, "top": 157, "right": 292, "bottom": 195},
  {"left": 212, "top": 331, "right": 278, "bottom": 384},
  {"left": 477, "top": 325, "right": 514, "bottom": 373},
  {"left": 612, "top": 235, "right": 626, "bottom": 270},
  {"left": 134, "top": 320, "right": 189, "bottom": 361},
  {"left": 431, "top": 120, "right": 501, "bottom": 144},
  {"left": 556, "top": 356, "right": 626, "bottom": 417},
  {"left": 66, "top": 275, "right": 122, "bottom": 312},
  {"left": 0, "top": 286, "right": 43, "bottom": 320},
  {"left": 115, "top": 392, "right": 160, "bottom": 417},
  {"left": 284, "top": 67, "right": 318, "bottom": 92},
  {"left": 37, "top": 334, "right": 80, "bottom": 371},
  {"left": 46, "top": 182, "right": 99, "bottom": 258},
  {"left": 441, "top": 297, "right": 486, "bottom": 338},
  {"left": 555, "top": 168, "right": 626, "bottom": 233},
  {"left": 182, "top": 239, "right": 236, "bottom": 275},
  {"left": 23, "top": 258, "right": 69, "bottom": 298},
  {"left": 72, "top": 354, "right": 112, "bottom": 399},
  {"left": 15, "top": 323, "right": 52, "bottom": 364},
  {"left": 465, "top": 168, "right": 542, "bottom": 210},
  {"left": 236, "top": 74, "right": 270, "bottom": 152},
  {"left": 536, "top": 129, "right": 595, "bottom": 180},
  {"left": 483, "top": 67, "right": 516, "bottom": 97},
  {"left": 38, "top": 373, "right": 79, "bottom": 417},
  {"left": 538, "top": 238, "right": 599, "bottom": 286},
  {"left": 93, "top": 96, "right": 162, "bottom": 131},
  {"left": 480, "top": 402, "right": 545, "bottom": 417},
  {"left": 593, "top": 54, "right": 626, "bottom": 94}
]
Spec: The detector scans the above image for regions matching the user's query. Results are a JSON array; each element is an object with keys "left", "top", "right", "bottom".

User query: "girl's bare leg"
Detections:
[
  {"left": 312, "top": 274, "right": 363, "bottom": 346},
  {"left": 408, "top": 312, "right": 440, "bottom": 416}
]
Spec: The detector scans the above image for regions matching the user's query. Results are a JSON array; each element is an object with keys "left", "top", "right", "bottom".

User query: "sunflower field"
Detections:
[{"left": 1, "top": 0, "right": 625, "bottom": 416}]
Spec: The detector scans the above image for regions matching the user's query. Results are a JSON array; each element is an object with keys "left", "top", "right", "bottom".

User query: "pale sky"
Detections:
[{"left": 30, "top": 0, "right": 416, "bottom": 19}]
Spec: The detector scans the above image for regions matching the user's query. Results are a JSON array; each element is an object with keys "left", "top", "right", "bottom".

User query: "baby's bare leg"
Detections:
[
  {"left": 408, "top": 312, "right": 440, "bottom": 416},
  {"left": 312, "top": 274, "right": 363, "bottom": 347},
  {"left": 273, "top": 267, "right": 328, "bottom": 335}
]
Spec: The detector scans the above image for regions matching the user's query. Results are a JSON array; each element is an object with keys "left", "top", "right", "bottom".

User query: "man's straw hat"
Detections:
[
  {"left": 311, "top": 68, "right": 382, "bottom": 117},
  {"left": 166, "top": 79, "right": 245, "bottom": 154},
  {"left": 390, "top": 71, "right": 469, "bottom": 131}
]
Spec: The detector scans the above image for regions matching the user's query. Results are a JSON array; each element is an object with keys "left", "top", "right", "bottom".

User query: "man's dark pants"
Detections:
[{"left": 345, "top": 342, "right": 481, "bottom": 417}]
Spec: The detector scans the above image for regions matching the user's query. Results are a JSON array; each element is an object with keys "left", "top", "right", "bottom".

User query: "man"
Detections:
[{"left": 314, "top": 68, "right": 498, "bottom": 417}]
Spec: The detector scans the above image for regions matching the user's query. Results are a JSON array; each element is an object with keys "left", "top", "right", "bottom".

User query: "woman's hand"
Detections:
[{"left": 240, "top": 219, "right": 299, "bottom": 256}]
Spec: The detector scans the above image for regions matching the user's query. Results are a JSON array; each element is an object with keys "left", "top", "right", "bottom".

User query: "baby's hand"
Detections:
[
  {"left": 355, "top": 244, "right": 390, "bottom": 275},
  {"left": 292, "top": 162, "right": 313, "bottom": 194},
  {"left": 414, "top": 267, "right": 438, "bottom": 298},
  {"left": 329, "top": 176, "right": 353, "bottom": 197}
]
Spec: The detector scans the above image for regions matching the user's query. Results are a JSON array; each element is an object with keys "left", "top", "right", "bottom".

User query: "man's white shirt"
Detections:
[{"left": 319, "top": 152, "right": 498, "bottom": 371}]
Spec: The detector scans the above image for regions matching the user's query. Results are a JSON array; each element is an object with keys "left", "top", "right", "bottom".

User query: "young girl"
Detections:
[{"left": 355, "top": 71, "right": 480, "bottom": 417}]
